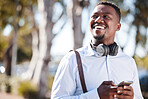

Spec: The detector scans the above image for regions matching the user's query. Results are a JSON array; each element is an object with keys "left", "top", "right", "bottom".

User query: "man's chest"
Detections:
[{"left": 74, "top": 56, "right": 134, "bottom": 90}]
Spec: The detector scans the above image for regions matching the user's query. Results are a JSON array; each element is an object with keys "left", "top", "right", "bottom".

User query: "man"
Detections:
[{"left": 51, "top": 1, "right": 143, "bottom": 99}]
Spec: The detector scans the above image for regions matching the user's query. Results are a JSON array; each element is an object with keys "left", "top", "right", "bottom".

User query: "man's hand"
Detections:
[
  {"left": 97, "top": 81, "right": 118, "bottom": 99},
  {"left": 116, "top": 86, "right": 134, "bottom": 99}
]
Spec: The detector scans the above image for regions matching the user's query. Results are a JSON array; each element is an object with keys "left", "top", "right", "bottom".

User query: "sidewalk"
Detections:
[{"left": 0, "top": 92, "right": 24, "bottom": 99}]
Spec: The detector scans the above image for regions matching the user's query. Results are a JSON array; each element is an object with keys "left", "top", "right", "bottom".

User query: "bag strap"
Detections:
[{"left": 74, "top": 51, "right": 87, "bottom": 93}]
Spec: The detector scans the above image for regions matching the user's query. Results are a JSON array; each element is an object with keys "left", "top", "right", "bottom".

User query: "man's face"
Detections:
[{"left": 89, "top": 5, "right": 121, "bottom": 44}]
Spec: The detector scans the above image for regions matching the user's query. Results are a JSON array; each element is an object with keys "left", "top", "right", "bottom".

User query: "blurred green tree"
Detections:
[
  {"left": 0, "top": 0, "right": 37, "bottom": 93},
  {"left": 29, "top": 0, "right": 67, "bottom": 98},
  {"left": 122, "top": 0, "right": 148, "bottom": 69},
  {"left": 0, "top": 0, "right": 37, "bottom": 74}
]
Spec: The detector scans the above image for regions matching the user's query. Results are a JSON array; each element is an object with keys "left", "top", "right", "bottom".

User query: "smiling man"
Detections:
[
  {"left": 51, "top": 1, "right": 143, "bottom": 99},
  {"left": 90, "top": 3, "right": 121, "bottom": 46}
]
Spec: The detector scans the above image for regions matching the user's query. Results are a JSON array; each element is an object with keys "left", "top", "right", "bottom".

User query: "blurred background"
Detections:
[{"left": 0, "top": 0, "right": 148, "bottom": 99}]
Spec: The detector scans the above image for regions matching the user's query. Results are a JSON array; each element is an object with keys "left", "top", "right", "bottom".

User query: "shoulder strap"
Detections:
[{"left": 74, "top": 51, "right": 87, "bottom": 93}]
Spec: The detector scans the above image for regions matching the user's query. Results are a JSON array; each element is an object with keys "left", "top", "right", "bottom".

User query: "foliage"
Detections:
[
  {"left": 131, "top": 0, "right": 148, "bottom": 48},
  {"left": 47, "top": 75, "right": 54, "bottom": 91},
  {"left": 17, "top": 32, "right": 32, "bottom": 63},
  {"left": 0, "top": 74, "right": 23, "bottom": 94},
  {"left": 106, "top": 0, "right": 148, "bottom": 58},
  {"left": 18, "top": 80, "right": 38, "bottom": 99},
  {"left": 0, "top": 0, "right": 16, "bottom": 28},
  {"left": 122, "top": 0, "right": 147, "bottom": 55},
  {"left": 0, "top": 74, "right": 39, "bottom": 98},
  {"left": 0, "top": 0, "right": 37, "bottom": 63},
  {"left": 0, "top": 74, "right": 11, "bottom": 92},
  {"left": 0, "top": 73, "right": 55, "bottom": 98},
  {"left": 134, "top": 54, "right": 148, "bottom": 69},
  {"left": 0, "top": 34, "right": 9, "bottom": 61}
]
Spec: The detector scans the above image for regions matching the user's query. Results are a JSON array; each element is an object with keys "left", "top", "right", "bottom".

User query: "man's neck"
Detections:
[{"left": 91, "top": 38, "right": 114, "bottom": 46}]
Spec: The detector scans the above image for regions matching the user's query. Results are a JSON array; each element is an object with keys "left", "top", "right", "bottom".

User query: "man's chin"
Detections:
[
  {"left": 92, "top": 29, "right": 106, "bottom": 41},
  {"left": 94, "top": 35, "right": 104, "bottom": 41}
]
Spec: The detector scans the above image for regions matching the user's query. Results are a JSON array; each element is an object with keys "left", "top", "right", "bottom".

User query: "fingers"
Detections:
[
  {"left": 122, "top": 90, "right": 133, "bottom": 96},
  {"left": 123, "top": 86, "right": 133, "bottom": 91},
  {"left": 116, "top": 86, "right": 134, "bottom": 99},
  {"left": 117, "top": 87, "right": 123, "bottom": 95},
  {"left": 117, "top": 86, "right": 133, "bottom": 95},
  {"left": 102, "top": 81, "right": 115, "bottom": 86},
  {"left": 122, "top": 86, "right": 133, "bottom": 96},
  {"left": 117, "top": 86, "right": 133, "bottom": 92},
  {"left": 110, "top": 86, "right": 118, "bottom": 92},
  {"left": 115, "top": 95, "right": 132, "bottom": 99},
  {"left": 102, "top": 81, "right": 118, "bottom": 92},
  {"left": 98, "top": 81, "right": 117, "bottom": 99}
]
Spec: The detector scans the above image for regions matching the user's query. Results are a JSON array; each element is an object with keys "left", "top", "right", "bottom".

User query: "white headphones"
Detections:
[{"left": 90, "top": 42, "right": 119, "bottom": 56}]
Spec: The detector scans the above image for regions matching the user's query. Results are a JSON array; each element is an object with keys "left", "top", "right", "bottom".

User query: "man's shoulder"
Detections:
[
  {"left": 62, "top": 50, "right": 76, "bottom": 60},
  {"left": 61, "top": 47, "right": 83, "bottom": 58},
  {"left": 117, "top": 49, "right": 135, "bottom": 62},
  {"left": 62, "top": 46, "right": 88, "bottom": 60}
]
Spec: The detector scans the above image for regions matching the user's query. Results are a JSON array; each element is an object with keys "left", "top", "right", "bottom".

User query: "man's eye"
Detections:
[
  {"left": 91, "top": 15, "right": 98, "bottom": 18},
  {"left": 103, "top": 15, "right": 110, "bottom": 19}
]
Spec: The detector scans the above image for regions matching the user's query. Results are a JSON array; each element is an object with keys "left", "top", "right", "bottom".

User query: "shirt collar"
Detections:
[
  {"left": 83, "top": 43, "right": 122, "bottom": 57},
  {"left": 84, "top": 44, "right": 101, "bottom": 57}
]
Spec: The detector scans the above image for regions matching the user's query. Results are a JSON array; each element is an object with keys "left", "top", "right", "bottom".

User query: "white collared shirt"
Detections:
[{"left": 51, "top": 44, "right": 143, "bottom": 99}]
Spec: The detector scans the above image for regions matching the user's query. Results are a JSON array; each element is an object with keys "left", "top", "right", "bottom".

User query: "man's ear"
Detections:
[{"left": 116, "top": 23, "right": 121, "bottom": 31}]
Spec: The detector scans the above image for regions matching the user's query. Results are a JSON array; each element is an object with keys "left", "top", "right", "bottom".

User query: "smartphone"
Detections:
[{"left": 118, "top": 81, "right": 133, "bottom": 87}]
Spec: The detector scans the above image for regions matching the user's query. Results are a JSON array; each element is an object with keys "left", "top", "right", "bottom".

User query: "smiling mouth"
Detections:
[
  {"left": 95, "top": 25, "right": 106, "bottom": 29},
  {"left": 92, "top": 23, "right": 107, "bottom": 30}
]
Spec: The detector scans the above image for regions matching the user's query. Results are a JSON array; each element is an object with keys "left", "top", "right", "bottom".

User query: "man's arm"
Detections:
[
  {"left": 51, "top": 54, "right": 100, "bottom": 99},
  {"left": 113, "top": 59, "right": 143, "bottom": 99},
  {"left": 131, "top": 59, "right": 144, "bottom": 99}
]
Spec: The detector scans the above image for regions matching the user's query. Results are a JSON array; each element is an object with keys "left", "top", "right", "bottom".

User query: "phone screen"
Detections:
[{"left": 118, "top": 81, "right": 133, "bottom": 87}]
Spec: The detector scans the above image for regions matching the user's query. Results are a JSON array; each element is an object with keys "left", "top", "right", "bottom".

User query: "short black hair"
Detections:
[{"left": 97, "top": 1, "right": 121, "bottom": 21}]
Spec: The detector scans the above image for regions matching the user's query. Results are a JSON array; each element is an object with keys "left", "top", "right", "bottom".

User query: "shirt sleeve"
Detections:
[
  {"left": 51, "top": 53, "right": 100, "bottom": 99},
  {"left": 131, "top": 59, "right": 144, "bottom": 99}
]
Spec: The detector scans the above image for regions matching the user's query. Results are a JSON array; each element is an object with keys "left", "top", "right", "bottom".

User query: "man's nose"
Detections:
[{"left": 95, "top": 16, "right": 104, "bottom": 23}]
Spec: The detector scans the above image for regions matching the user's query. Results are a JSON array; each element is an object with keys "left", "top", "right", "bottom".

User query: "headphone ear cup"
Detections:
[
  {"left": 103, "top": 44, "right": 110, "bottom": 56},
  {"left": 109, "top": 42, "right": 119, "bottom": 56},
  {"left": 96, "top": 44, "right": 110, "bottom": 56}
]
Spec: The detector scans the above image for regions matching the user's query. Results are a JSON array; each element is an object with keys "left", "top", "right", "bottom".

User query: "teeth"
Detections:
[{"left": 95, "top": 26, "right": 105, "bottom": 29}]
